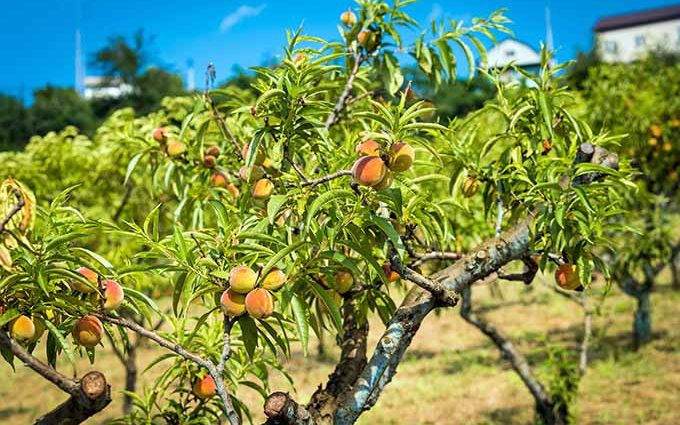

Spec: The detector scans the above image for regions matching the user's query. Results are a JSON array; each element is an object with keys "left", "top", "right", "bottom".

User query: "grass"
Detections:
[{"left": 1, "top": 277, "right": 679, "bottom": 424}]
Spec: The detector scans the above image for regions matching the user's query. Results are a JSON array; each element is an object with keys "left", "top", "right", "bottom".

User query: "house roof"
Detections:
[
  {"left": 485, "top": 39, "right": 541, "bottom": 68},
  {"left": 594, "top": 4, "right": 680, "bottom": 32}
]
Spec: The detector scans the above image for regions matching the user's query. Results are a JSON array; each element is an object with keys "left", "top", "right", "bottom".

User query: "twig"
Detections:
[
  {"left": 495, "top": 181, "right": 504, "bottom": 237},
  {"left": 112, "top": 183, "right": 134, "bottom": 222},
  {"left": 0, "top": 191, "right": 25, "bottom": 234},
  {"left": 284, "top": 170, "right": 352, "bottom": 188},
  {"left": 204, "top": 64, "right": 243, "bottom": 162},
  {"left": 284, "top": 145, "right": 309, "bottom": 182},
  {"left": 497, "top": 256, "right": 538, "bottom": 284},
  {"left": 325, "top": 51, "right": 363, "bottom": 129}
]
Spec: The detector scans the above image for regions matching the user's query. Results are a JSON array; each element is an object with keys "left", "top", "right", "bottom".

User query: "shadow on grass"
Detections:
[
  {"left": 478, "top": 405, "right": 530, "bottom": 425},
  {"left": 0, "top": 406, "right": 31, "bottom": 421}
]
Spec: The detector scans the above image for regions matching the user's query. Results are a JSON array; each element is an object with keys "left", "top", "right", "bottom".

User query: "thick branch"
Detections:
[
  {"left": 389, "top": 245, "right": 458, "bottom": 306},
  {"left": 218, "top": 316, "right": 234, "bottom": 376},
  {"left": 35, "top": 371, "right": 111, "bottom": 425}
]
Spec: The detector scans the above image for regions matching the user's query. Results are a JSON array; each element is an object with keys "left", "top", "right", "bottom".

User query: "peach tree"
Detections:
[{"left": 0, "top": 1, "right": 634, "bottom": 424}]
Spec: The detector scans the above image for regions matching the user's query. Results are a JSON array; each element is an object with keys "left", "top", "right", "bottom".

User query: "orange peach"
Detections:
[
  {"left": 358, "top": 29, "right": 378, "bottom": 50},
  {"left": 388, "top": 142, "right": 415, "bottom": 172},
  {"left": 152, "top": 127, "right": 166, "bottom": 142},
  {"left": 382, "top": 264, "right": 400, "bottom": 283},
  {"left": 356, "top": 140, "right": 381, "bottom": 157},
  {"left": 72, "top": 266, "right": 98, "bottom": 293},
  {"left": 351, "top": 156, "right": 387, "bottom": 187},
  {"left": 252, "top": 178, "right": 274, "bottom": 200},
  {"left": 193, "top": 375, "right": 216, "bottom": 399},
  {"left": 229, "top": 265, "right": 258, "bottom": 294},
  {"left": 554, "top": 264, "right": 581, "bottom": 291},
  {"left": 261, "top": 268, "right": 287, "bottom": 291},
  {"left": 340, "top": 9, "right": 356, "bottom": 27},
  {"left": 211, "top": 172, "right": 229, "bottom": 188},
  {"left": 73, "top": 315, "right": 104, "bottom": 348},
  {"left": 227, "top": 183, "right": 240, "bottom": 199},
  {"left": 103, "top": 279, "right": 124, "bottom": 311},
  {"left": 245, "top": 288, "right": 274, "bottom": 319},
  {"left": 10, "top": 315, "right": 35, "bottom": 341},
  {"left": 220, "top": 289, "right": 246, "bottom": 317},
  {"left": 649, "top": 124, "right": 662, "bottom": 138},
  {"left": 166, "top": 140, "right": 187, "bottom": 157}
]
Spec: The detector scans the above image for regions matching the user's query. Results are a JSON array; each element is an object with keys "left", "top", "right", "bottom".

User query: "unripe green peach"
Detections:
[
  {"left": 229, "top": 265, "right": 258, "bottom": 294},
  {"left": 72, "top": 266, "right": 98, "bottom": 293},
  {"left": 239, "top": 165, "right": 265, "bottom": 183},
  {"left": 382, "top": 263, "right": 400, "bottom": 283},
  {"left": 351, "top": 156, "right": 387, "bottom": 187},
  {"left": 355, "top": 140, "right": 381, "bottom": 157},
  {"left": 193, "top": 375, "right": 216, "bottom": 399},
  {"left": 204, "top": 145, "right": 221, "bottom": 158},
  {"left": 211, "top": 172, "right": 229, "bottom": 189},
  {"left": 242, "top": 143, "right": 266, "bottom": 165},
  {"left": 252, "top": 178, "right": 274, "bottom": 200},
  {"left": 462, "top": 176, "right": 480, "bottom": 198},
  {"left": 29, "top": 317, "right": 46, "bottom": 343},
  {"left": 220, "top": 289, "right": 246, "bottom": 317},
  {"left": 152, "top": 127, "right": 166, "bottom": 142},
  {"left": 261, "top": 268, "right": 287, "bottom": 291},
  {"left": 73, "top": 315, "right": 104, "bottom": 348},
  {"left": 555, "top": 264, "right": 581, "bottom": 291},
  {"left": 340, "top": 9, "right": 357, "bottom": 27},
  {"left": 245, "top": 288, "right": 274, "bottom": 319},
  {"left": 203, "top": 155, "right": 217, "bottom": 168},
  {"left": 10, "top": 315, "right": 35, "bottom": 341},
  {"left": 166, "top": 140, "right": 187, "bottom": 157},
  {"left": 388, "top": 142, "right": 415, "bottom": 172},
  {"left": 372, "top": 171, "right": 393, "bottom": 191},
  {"left": 103, "top": 279, "right": 124, "bottom": 311},
  {"left": 333, "top": 271, "right": 354, "bottom": 294}
]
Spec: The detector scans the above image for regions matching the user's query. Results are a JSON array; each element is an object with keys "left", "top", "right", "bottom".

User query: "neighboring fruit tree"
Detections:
[{"left": 0, "top": 1, "right": 636, "bottom": 424}]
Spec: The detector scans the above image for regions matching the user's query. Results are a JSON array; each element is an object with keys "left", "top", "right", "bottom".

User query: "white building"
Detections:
[
  {"left": 483, "top": 39, "right": 542, "bottom": 84},
  {"left": 83, "top": 76, "right": 133, "bottom": 100},
  {"left": 595, "top": 4, "right": 680, "bottom": 63}
]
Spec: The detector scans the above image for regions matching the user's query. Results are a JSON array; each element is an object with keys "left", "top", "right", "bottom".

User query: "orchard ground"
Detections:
[{"left": 1, "top": 273, "right": 679, "bottom": 424}]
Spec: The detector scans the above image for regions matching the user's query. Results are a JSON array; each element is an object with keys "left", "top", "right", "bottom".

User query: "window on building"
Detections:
[
  {"left": 635, "top": 35, "right": 646, "bottom": 47},
  {"left": 603, "top": 41, "right": 618, "bottom": 54},
  {"left": 505, "top": 49, "right": 516, "bottom": 58}
]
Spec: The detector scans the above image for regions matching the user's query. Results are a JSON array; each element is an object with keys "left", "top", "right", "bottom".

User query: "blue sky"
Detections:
[{"left": 0, "top": 0, "right": 677, "bottom": 103}]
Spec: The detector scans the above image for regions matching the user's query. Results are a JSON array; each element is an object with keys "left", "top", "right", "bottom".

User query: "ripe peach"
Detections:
[
  {"left": 355, "top": 140, "right": 381, "bottom": 157},
  {"left": 204, "top": 145, "right": 221, "bottom": 158},
  {"left": 372, "top": 171, "right": 393, "bottom": 191},
  {"left": 242, "top": 143, "right": 266, "bottom": 165},
  {"left": 72, "top": 266, "right": 98, "bottom": 293},
  {"left": 648, "top": 137, "right": 658, "bottom": 147},
  {"left": 220, "top": 289, "right": 246, "bottom": 317},
  {"left": 333, "top": 271, "right": 354, "bottom": 294},
  {"left": 358, "top": 29, "right": 378, "bottom": 50},
  {"left": 166, "top": 140, "right": 187, "bottom": 157},
  {"left": 152, "top": 127, "right": 166, "bottom": 142},
  {"left": 554, "top": 263, "right": 581, "bottom": 291},
  {"left": 340, "top": 9, "right": 356, "bottom": 27},
  {"left": 10, "top": 315, "right": 35, "bottom": 341},
  {"left": 382, "top": 264, "right": 400, "bottom": 283},
  {"left": 351, "top": 156, "right": 387, "bottom": 187},
  {"left": 211, "top": 172, "right": 229, "bottom": 188},
  {"left": 227, "top": 183, "right": 240, "bottom": 199},
  {"left": 662, "top": 142, "right": 672, "bottom": 152},
  {"left": 229, "top": 265, "right": 258, "bottom": 294},
  {"left": 462, "top": 176, "right": 480, "bottom": 198},
  {"left": 261, "top": 268, "right": 287, "bottom": 291},
  {"left": 239, "top": 165, "right": 265, "bottom": 183},
  {"left": 671, "top": 118, "right": 680, "bottom": 128},
  {"left": 252, "top": 178, "right": 274, "bottom": 200},
  {"left": 73, "top": 315, "right": 104, "bottom": 348},
  {"left": 103, "top": 279, "right": 124, "bottom": 311},
  {"left": 203, "top": 155, "right": 217, "bottom": 168},
  {"left": 193, "top": 375, "right": 216, "bottom": 399},
  {"left": 650, "top": 124, "right": 662, "bottom": 138},
  {"left": 245, "top": 288, "right": 274, "bottom": 319},
  {"left": 388, "top": 143, "right": 415, "bottom": 172}
]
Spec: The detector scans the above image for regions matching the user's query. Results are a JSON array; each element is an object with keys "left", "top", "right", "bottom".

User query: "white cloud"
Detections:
[
  {"left": 427, "top": 3, "right": 442, "bottom": 22},
  {"left": 219, "top": 4, "right": 266, "bottom": 32}
]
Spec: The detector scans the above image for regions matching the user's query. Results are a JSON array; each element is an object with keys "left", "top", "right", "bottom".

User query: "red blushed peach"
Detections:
[
  {"left": 388, "top": 142, "right": 415, "bottom": 172},
  {"left": 227, "top": 183, "right": 240, "bottom": 199},
  {"left": 73, "top": 315, "right": 104, "bottom": 348},
  {"left": 203, "top": 155, "right": 217, "bottom": 168},
  {"left": 351, "top": 156, "right": 387, "bottom": 187},
  {"left": 382, "top": 264, "right": 400, "bottom": 283},
  {"left": 555, "top": 264, "right": 581, "bottom": 291},
  {"left": 355, "top": 140, "right": 381, "bottom": 157},
  {"left": 245, "top": 288, "right": 274, "bottom": 319},
  {"left": 193, "top": 375, "right": 216, "bottom": 399},
  {"left": 210, "top": 172, "right": 229, "bottom": 189},
  {"left": 252, "top": 178, "right": 274, "bottom": 200},
  {"left": 229, "top": 265, "right": 258, "bottom": 294},
  {"left": 204, "top": 145, "right": 221, "bottom": 158},
  {"left": 103, "top": 279, "right": 124, "bottom": 311},
  {"left": 72, "top": 266, "right": 98, "bottom": 293},
  {"left": 261, "top": 268, "right": 286, "bottom": 291},
  {"left": 10, "top": 315, "right": 35, "bottom": 341},
  {"left": 220, "top": 289, "right": 246, "bottom": 317},
  {"left": 152, "top": 127, "right": 166, "bottom": 142}
]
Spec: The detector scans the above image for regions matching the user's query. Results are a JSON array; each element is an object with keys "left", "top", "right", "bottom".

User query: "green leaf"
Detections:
[
  {"left": 260, "top": 240, "right": 309, "bottom": 279},
  {"left": 290, "top": 294, "right": 309, "bottom": 357},
  {"left": 43, "top": 319, "right": 76, "bottom": 370},
  {"left": 238, "top": 315, "right": 259, "bottom": 361},
  {"left": 124, "top": 151, "right": 146, "bottom": 186},
  {"left": 308, "top": 282, "right": 342, "bottom": 334},
  {"left": 306, "top": 189, "right": 354, "bottom": 228},
  {"left": 267, "top": 195, "right": 288, "bottom": 225},
  {"left": 71, "top": 247, "right": 114, "bottom": 272}
]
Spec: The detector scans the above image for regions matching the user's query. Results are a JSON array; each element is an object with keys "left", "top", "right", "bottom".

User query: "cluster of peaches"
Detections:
[
  {"left": 340, "top": 9, "right": 380, "bottom": 52},
  {"left": 219, "top": 265, "right": 285, "bottom": 319},
  {"left": 7, "top": 266, "right": 124, "bottom": 349},
  {"left": 351, "top": 140, "right": 415, "bottom": 190}
]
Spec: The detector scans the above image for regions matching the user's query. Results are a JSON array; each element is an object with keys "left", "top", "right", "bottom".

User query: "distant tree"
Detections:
[
  {"left": 565, "top": 48, "right": 600, "bottom": 90},
  {"left": 91, "top": 30, "right": 151, "bottom": 84},
  {"left": 29, "top": 86, "right": 96, "bottom": 136},
  {"left": 130, "top": 67, "right": 186, "bottom": 115},
  {"left": 0, "top": 94, "right": 32, "bottom": 151}
]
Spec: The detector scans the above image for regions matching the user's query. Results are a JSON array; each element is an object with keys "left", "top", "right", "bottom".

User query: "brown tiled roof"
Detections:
[{"left": 594, "top": 4, "right": 680, "bottom": 32}]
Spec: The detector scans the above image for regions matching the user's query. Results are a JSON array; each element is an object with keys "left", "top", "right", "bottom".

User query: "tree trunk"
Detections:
[
  {"left": 633, "top": 288, "right": 652, "bottom": 349},
  {"left": 460, "top": 286, "right": 568, "bottom": 425},
  {"left": 34, "top": 371, "right": 111, "bottom": 425},
  {"left": 123, "top": 343, "right": 137, "bottom": 414},
  {"left": 671, "top": 252, "right": 680, "bottom": 290}
]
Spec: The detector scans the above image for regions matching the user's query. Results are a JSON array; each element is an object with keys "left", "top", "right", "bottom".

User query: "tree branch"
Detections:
[
  {"left": 325, "top": 51, "right": 363, "bottom": 129},
  {"left": 497, "top": 256, "right": 538, "bottom": 284},
  {"left": 410, "top": 251, "right": 463, "bottom": 268},
  {"left": 284, "top": 170, "right": 352, "bottom": 188},
  {"left": 0, "top": 191, "right": 25, "bottom": 234}
]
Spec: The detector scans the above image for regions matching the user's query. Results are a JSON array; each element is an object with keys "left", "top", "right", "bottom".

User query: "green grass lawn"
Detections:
[{"left": 2, "top": 276, "right": 679, "bottom": 424}]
